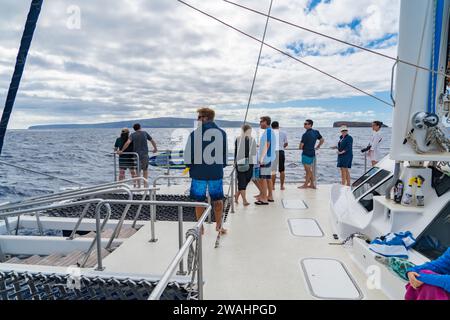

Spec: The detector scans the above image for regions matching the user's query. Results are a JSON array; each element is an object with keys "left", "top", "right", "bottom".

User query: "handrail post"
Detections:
[
  {"left": 95, "top": 205, "right": 105, "bottom": 271},
  {"left": 207, "top": 196, "right": 212, "bottom": 224},
  {"left": 230, "top": 170, "right": 235, "bottom": 214},
  {"left": 197, "top": 228, "right": 204, "bottom": 300},
  {"left": 3, "top": 217, "right": 12, "bottom": 235},
  {"left": 113, "top": 152, "right": 117, "bottom": 182},
  {"left": 166, "top": 149, "right": 171, "bottom": 187},
  {"left": 149, "top": 191, "right": 158, "bottom": 242},
  {"left": 68, "top": 202, "right": 91, "bottom": 240},
  {"left": 364, "top": 152, "right": 368, "bottom": 172},
  {"left": 176, "top": 205, "right": 187, "bottom": 275},
  {"left": 35, "top": 212, "right": 44, "bottom": 236}
]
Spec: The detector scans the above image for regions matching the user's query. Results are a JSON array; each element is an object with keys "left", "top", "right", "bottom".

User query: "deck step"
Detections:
[
  {"left": 54, "top": 250, "right": 85, "bottom": 267},
  {"left": 5, "top": 257, "right": 21, "bottom": 264},
  {"left": 22, "top": 255, "right": 43, "bottom": 264},
  {"left": 78, "top": 227, "right": 137, "bottom": 239},
  {"left": 78, "top": 248, "right": 110, "bottom": 268},
  {"left": 35, "top": 253, "right": 64, "bottom": 266}
]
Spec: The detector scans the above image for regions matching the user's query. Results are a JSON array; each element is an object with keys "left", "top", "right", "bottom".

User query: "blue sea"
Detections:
[{"left": 0, "top": 127, "right": 391, "bottom": 202}]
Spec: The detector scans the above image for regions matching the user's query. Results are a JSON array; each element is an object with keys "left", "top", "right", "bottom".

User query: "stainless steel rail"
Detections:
[
  {"left": 113, "top": 152, "right": 141, "bottom": 182},
  {"left": 149, "top": 202, "right": 211, "bottom": 300},
  {"left": 0, "top": 178, "right": 153, "bottom": 210},
  {"left": 0, "top": 198, "right": 112, "bottom": 271}
]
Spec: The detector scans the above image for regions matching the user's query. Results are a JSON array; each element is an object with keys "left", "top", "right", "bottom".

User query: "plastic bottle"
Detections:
[
  {"left": 416, "top": 176, "right": 425, "bottom": 207},
  {"left": 401, "top": 177, "right": 416, "bottom": 206},
  {"left": 394, "top": 180, "right": 404, "bottom": 204}
]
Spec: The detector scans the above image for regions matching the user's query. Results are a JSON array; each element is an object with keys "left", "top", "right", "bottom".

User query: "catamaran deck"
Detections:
[{"left": 89, "top": 183, "right": 387, "bottom": 300}]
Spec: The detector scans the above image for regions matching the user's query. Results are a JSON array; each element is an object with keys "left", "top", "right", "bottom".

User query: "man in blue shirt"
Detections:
[
  {"left": 184, "top": 108, "right": 228, "bottom": 234},
  {"left": 299, "top": 119, "right": 324, "bottom": 189},
  {"left": 255, "top": 116, "right": 276, "bottom": 205}
]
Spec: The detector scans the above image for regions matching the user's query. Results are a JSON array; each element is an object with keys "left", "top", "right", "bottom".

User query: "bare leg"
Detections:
[
  {"left": 372, "top": 160, "right": 378, "bottom": 167},
  {"left": 143, "top": 169, "right": 149, "bottom": 188},
  {"left": 241, "top": 190, "right": 250, "bottom": 206},
  {"left": 235, "top": 191, "right": 240, "bottom": 204},
  {"left": 267, "top": 179, "right": 274, "bottom": 201},
  {"left": 280, "top": 171, "right": 285, "bottom": 190},
  {"left": 340, "top": 168, "right": 345, "bottom": 185},
  {"left": 195, "top": 207, "right": 205, "bottom": 234},
  {"left": 214, "top": 200, "right": 226, "bottom": 233},
  {"left": 345, "top": 169, "right": 351, "bottom": 186},
  {"left": 253, "top": 180, "right": 262, "bottom": 199},
  {"left": 299, "top": 165, "right": 311, "bottom": 189},
  {"left": 308, "top": 165, "right": 316, "bottom": 189},
  {"left": 259, "top": 180, "right": 268, "bottom": 203},
  {"left": 271, "top": 174, "right": 276, "bottom": 191},
  {"left": 119, "top": 168, "right": 125, "bottom": 181}
]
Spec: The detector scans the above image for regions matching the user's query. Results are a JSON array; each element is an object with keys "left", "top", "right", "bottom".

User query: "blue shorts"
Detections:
[
  {"left": 302, "top": 155, "right": 315, "bottom": 166},
  {"left": 190, "top": 179, "right": 224, "bottom": 202}
]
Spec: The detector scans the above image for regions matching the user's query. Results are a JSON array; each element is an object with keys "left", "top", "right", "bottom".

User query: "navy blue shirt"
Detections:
[
  {"left": 301, "top": 129, "right": 323, "bottom": 157},
  {"left": 184, "top": 121, "right": 228, "bottom": 180},
  {"left": 338, "top": 135, "right": 353, "bottom": 157}
]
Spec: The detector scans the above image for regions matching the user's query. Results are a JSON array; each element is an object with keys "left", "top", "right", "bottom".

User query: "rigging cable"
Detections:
[
  {"left": 0, "top": 0, "right": 43, "bottom": 156},
  {"left": 243, "top": 0, "right": 273, "bottom": 124},
  {"left": 177, "top": 0, "right": 393, "bottom": 107},
  {"left": 223, "top": 0, "right": 450, "bottom": 80}
]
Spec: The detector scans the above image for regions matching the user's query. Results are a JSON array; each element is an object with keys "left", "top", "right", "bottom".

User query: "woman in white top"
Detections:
[{"left": 368, "top": 121, "right": 383, "bottom": 166}]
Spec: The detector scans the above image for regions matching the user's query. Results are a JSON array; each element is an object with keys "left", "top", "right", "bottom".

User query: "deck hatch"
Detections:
[
  {"left": 288, "top": 218, "right": 324, "bottom": 237},
  {"left": 301, "top": 258, "right": 363, "bottom": 300},
  {"left": 282, "top": 199, "right": 308, "bottom": 209}
]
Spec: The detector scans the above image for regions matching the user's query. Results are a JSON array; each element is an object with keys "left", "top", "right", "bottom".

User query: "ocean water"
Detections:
[{"left": 0, "top": 127, "right": 391, "bottom": 202}]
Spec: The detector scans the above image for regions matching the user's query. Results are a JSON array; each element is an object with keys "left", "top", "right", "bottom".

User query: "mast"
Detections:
[
  {"left": 0, "top": 0, "right": 44, "bottom": 155},
  {"left": 391, "top": 0, "right": 450, "bottom": 161}
]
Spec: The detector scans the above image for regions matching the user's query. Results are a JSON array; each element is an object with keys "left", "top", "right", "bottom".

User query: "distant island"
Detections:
[
  {"left": 333, "top": 121, "right": 388, "bottom": 128},
  {"left": 28, "top": 117, "right": 257, "bottom": 130}
]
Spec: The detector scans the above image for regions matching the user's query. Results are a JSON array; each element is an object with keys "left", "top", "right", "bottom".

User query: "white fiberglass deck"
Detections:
[{"left": 100, "top": 183, "right": 387, "bottom": 300}]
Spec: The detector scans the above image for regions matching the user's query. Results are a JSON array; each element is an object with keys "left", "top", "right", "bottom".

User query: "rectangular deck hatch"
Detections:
[
  {"left": 288, "top": 218, "right": 324, "bottom": 237},
  {"left": 301, "top": 258, "right": 363, "bottom": 300},
  {"left": 282, "top": 199, "right": 308, "bottom": 209}
]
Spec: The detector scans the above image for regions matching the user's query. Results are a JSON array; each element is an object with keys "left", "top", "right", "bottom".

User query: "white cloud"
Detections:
[{"left": 0, "top": 0, "right": 400, "bottom": 128}]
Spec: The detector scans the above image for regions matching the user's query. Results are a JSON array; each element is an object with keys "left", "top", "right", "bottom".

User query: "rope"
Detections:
[
  {"left": 177, "top": 0, "right": 393, "bottom": 107},
  {"left": 223, "top": 0, "right": 450, "bottom": 80},
  {"left": 242, "top": 0, "right": 273, "bottom": 125},
  {"left": 0, "top": 160, "right": 83, "bottom": 186}
]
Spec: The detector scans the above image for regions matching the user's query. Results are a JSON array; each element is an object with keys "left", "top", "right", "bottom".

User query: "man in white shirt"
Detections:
[
  {"left": 367, "top": 121, "right": 383, "bottom": 166},
  {"left": 271, "top": 121, "right": 288, "bottom": 190}
]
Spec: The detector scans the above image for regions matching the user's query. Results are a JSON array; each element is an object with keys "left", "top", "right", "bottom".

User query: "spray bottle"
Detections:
[
  {"left": 415, "top": 175, "right": 425, "bottom": 207},
  {"left": 393, "top": 179, "right": 404, "bottom": 204},
  {"left": 401, "top": 177, "right": 417, "bottom": 206}
]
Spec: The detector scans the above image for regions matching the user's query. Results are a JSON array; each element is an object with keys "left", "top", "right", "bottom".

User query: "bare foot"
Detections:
[
  {"left": 281, "top": 186, "right": 285, "bottom": 190},
  {"left": 308, "top": 185, "right": 317, "bottom": 189},
  {"left": 254, "top": 194, "right": 262, "bottom": 198},
  {"left": 243, "top": 202, "right": 250, "bottom": 206},
  {"left": 234, "top": 195, "right": 239, "bottom": 204},
  {"left": 298, "top": 185, "right": 308, "bottom": 189},
  {"left": 216, "top": 228, "right": 228, "bottom": 235}
]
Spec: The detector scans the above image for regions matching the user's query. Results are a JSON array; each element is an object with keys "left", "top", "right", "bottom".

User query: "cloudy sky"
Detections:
[{"left": 0, "top": 0, "right": 400, "bottom": 129}]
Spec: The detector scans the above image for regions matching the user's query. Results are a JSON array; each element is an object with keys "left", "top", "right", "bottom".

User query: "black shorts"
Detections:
[
  {"left": 119, "top": 155, "right": 137, "bottom": 170},
  {"left": 139, "top": 154, "right": 149, "bottom": 171},
  {"left": 271, "top": 150, "right": 285, "bottom": 173}
]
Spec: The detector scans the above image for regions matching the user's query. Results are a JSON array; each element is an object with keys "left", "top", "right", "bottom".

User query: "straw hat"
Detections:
[{"left": 339, "top": 125, "right": 349, "bottom": 132}]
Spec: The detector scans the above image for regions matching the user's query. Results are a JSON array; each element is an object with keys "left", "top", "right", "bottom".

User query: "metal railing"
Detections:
[
  {"left": 113, "top": 152, "right": 140, "bottom": 182},
  {"left": 149, "top": 201, "right": 211, "bottom": 300},
  {"left": 0, "top": 198, "right": 112, "bottom": 270}
]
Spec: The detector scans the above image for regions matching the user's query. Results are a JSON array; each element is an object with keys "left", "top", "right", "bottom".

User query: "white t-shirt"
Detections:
[
  {"left": 369, "top": 130, "right": 383, "bottom": 161},
  {"left": 273, "top": 129, "right": 288, "bottom": 151}
]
